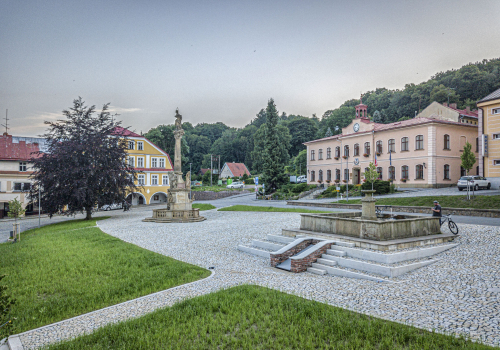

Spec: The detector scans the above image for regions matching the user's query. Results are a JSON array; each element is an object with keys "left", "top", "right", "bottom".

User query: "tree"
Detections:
[
  {"left": 364, "top": 162, "right": 379, "bottom": 191},
  {"left": 7, "top": 197, "right": 26, "bottom": 224},
  {"left": 372, "top": 110, "right": 383, "bottom": 123},
  {"left": 429, "top": 84, "right": 460, "bottom": 105},
  {"left": 30, "top": 98, "right": 139, "bottom": 220},
  {"left": 285, "top": 116, "right": 319, "bottom": 156},
  {"left": 324, "top": 127, "right": 333, "bottom": 138},
  {"left": 202, "top": 170, "right": 218, "bottom": 186},
  {"left": 461, "top": 142, "right": 476, "bottom": 175},
  {"left": 293, "top": 149, "right": 307, "bottom": 175},
  {"left": 260, "top": 99, "right": 289, "bottom": 193},
  {"left": 251, "top": 121, "right": 291, "bottom": 174},
  {"left": 0, "top": 274, "right": 15, "bottom": 338}
]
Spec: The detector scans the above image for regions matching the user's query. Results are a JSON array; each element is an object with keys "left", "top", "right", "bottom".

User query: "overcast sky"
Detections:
[{"left": 1, "top": 0, "right": 500, "bottom": 137}]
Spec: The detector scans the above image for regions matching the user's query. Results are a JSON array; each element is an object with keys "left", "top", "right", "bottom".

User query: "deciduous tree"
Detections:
[{"left": 30, "top": 97, "right": 139, "bottom": 220}]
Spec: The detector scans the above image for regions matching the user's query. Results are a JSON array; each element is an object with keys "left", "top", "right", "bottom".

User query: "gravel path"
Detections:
[{"left": 15, "top": 209, "right": 500, "bottom": 349}]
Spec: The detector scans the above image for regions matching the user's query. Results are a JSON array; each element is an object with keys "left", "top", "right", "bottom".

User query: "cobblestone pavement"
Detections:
[{"left": 15, "top": 209, "right": 500, "bottom": 349}]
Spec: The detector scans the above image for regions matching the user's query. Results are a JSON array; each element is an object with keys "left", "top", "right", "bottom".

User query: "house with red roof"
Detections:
[
  {"left": 114, "top": 127, "right": 174, "bottom": 205},
  {"left": 219, "top": 162, "right": 251, "bottom": 179},
  {"left": 0, "top": 133, "right": 45, "bottom": 217},
  {"left": 417, "top": 101, "right": 478, "bottom": 125},
  {"left": 304, "top": 100, "right": 478, "bottom": 188}
]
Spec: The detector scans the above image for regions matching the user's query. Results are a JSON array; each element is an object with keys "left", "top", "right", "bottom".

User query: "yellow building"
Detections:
[
  {"left": 477, "top": 87, "right": 500, "bottom": 189},
  {"left": 116, "top": 127, "right": 174, "bottom": 205}
]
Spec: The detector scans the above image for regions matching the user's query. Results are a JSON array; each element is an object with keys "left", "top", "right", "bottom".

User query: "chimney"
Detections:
[
  {"left": 465, "top": 106, "right": 470, "bottom": 113},
  {"left": 450, "top": 103, "right": 457, "bottom": 109},
  {"left": 442, "top": 102, "right": 448, "bottom": 107}
]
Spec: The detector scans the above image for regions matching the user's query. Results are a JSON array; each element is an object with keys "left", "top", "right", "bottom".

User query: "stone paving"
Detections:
[{"left": 14, "top": 209, "right": 500, "bottom": 349}]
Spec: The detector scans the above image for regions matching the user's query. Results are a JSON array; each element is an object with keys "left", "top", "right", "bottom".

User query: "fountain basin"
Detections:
[{"left": 300, "top": 212, "right": 441, "bottom": 241}]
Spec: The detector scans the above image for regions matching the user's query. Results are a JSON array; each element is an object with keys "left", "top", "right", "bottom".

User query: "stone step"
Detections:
[
  {"left": 237, "top": 245, "right": 270, "bottom": 258},
  {"left": 251, "top": 240, "right": 284, "bottom": 251},
  {"left": 307, "top": 267, "right": 327, "bottom": 275},
  {"left": 266, "top": 234, "right": 295, "bottom": 244},
  {"left": 311, "top": 263, "right": 388, "bottom": 282},
  {"left": 325, "top": 249, "right": 347, "bottom": 257},
  {"left": 316, "top": 258, "right": 338, "bottom": 266},
  {"left": 334, "top": 241, "right": 356, "bottom": 248}
]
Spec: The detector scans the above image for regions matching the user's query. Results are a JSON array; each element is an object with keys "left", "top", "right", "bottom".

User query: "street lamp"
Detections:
[{"left": 189, "top": 163, "right": 192, "bottom": 200}]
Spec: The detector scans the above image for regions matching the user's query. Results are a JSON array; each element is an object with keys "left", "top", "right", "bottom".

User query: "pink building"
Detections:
[{"left": 304, "top": 102, "right": 479, "bottom": 188}]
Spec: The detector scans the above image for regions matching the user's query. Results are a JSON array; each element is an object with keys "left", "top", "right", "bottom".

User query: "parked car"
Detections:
[
  {"left": 100, "top": 203, "right": 123, "bottom": 211},
  {"left": 297, "top": 175, "right": 307, "bottom": 183},
  {"left": 227, "top": 181, "right": 245, "bottom": 189},
  {"left": 457, "top": 176, "right": 491, "bottom": 191}
]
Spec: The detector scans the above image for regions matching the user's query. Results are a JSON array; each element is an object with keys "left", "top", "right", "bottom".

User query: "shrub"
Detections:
[
  {"left": 242, "top": 173, "right": 249, "bottom": 181},
  {"left": 361, "top": 180, "right": 391, "bottom": 194},
  {"left": 245, "top": 178, "right": 255, "bottom": 185}
]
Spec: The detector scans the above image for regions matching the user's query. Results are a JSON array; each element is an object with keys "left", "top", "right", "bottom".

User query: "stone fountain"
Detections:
[{"left": 143, "top": 110, "right": 206, "bottom": 223}]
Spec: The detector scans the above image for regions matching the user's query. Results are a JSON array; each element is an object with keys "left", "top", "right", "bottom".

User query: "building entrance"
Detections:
[{"left": 353, "top": 168, "right": 361, "bottom": 185}]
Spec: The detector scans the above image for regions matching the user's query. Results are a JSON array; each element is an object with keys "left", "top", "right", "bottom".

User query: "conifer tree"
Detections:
[
  {"left": 261, "top": 99, "right": 288, "bottom": 193},
  {"left": 324, "top": 127, "right": 333, "bottom": 138}
]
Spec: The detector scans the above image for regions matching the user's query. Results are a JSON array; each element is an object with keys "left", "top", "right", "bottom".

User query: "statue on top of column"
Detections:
[{"left": 175, "top": 109, "right": 182, "bottom": 130}]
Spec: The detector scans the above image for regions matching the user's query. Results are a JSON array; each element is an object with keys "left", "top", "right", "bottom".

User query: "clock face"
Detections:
[{"left": 353, "top": 123, "right": 360, "bottom": 132}]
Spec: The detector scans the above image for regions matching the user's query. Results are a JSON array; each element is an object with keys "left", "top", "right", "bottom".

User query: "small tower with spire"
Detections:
[{"left": 355, "top": 96, "right": 368, "bottom": 119}]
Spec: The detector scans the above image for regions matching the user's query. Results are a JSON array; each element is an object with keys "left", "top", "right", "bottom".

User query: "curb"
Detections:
[{"left": 7, "top": 270, "right": 215, "bottom": 349}]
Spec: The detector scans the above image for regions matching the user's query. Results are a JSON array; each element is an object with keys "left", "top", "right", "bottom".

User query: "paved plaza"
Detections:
[{"left": 12, "top": 207, "right": 500, "bottom": 349}]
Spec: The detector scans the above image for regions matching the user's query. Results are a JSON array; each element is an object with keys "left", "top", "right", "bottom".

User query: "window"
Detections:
[
  {"left": 344, "top": 169, "right": 349, "bottom": 181},
  {"left": 444, "top": 164, "right": 450, "bottom": 180},
  {"left": 153, "top": 195, "right": 159, "bottom": 201},
  {"left": 137, "top": 142, "right": 144, "bottom": 150},
  {"left": 310, "top": 171, "right": 315, "bottom": 182},
  {"left": 344, "top": 145, "right": 349, "bottom": 157},
  {"left": 128, "top": 157, "right": 135, "bottom": 167},
  {"left": 138, "top": 174, "right": 145, "bottom": 185},
  {"left": 493, "top": 134, "right": 500, "bottom": 140},
  {"left": 476, "top": 137, "right": 479, "bottom": 152},
  {"left": 354, "top": 143, "right": 359, "bottom": 156},
  {"left": 416, "top": 164, "right": 424, "bottom": 179},
  {"left": 401, "top": 137, "right": 409, "bottom": 151},
  {"left": 492, "top": 108, "right": 500, "bottom": 115},
  {"left": 336, "top": 169, "right": 340, "bottom": 181},
  {"left": 388, "top": 166, "right": 395, "bottom": 180},
  {"left": 461, "top": 166, "right": 466, "bottom": 177},
  {"left": 137, "top": 157, "right": 144, "bottom": 168},
  {"left": 335, "top": 146, "right": 340, "bottom": 158},
  {"left": 151, "top": 175, "right": 158, "bottom": 185},
  {"left": 364, "top": 142, "right": 370, "bottom": 156},
  {"left": 326, "top": 147, "right": 331, "bottom": 159},
  {"left": 159, "top": 158, "right": 165, "bottom": 168},
  {"left": 364, "top": 167, "right": 369, "bottom": 174},
  {"left": 318, "top": 149, "right": 323, "bottom": 160},
  {"left": 493, "top": 160, "right": 500, "bottom": 165},
  {"left": 13, "top": 183, "right": 31, "bottom": 191},
  {"left": 401, "top": 166, "right": 409, "bottom": 180},
  {"left": 327, "top": 170, "right": 332, "bottom": 181},
  {"left": 162, "top": 175, "right": 169, "bottom": 185},
  {"left": 128, "top": 141, "right": 134, "bottom": 150},
  {"left": 319, "top": 170, "right": 323, "bottom": 181},
  {"left": 376, "top": 141, "right": 382, "bottom": 154},
  {"left": 19, "top": 162, "right": 27, "bottom": 172},
  {"left": 415, "top": 135, "right": 424, "bottom": 150},
  {"left": 377, "top": 167, "right": 382, "bottom": 179},
  {"left": 444, "top": 134, "right": 450, "bottom": 150},
  {"left": 310, "top": 150, "right": 315, "bottom": 160},
  {"left": 151, "top": 158, "right": 158, "bottom": 168},
  {"left": 388, "top": 139, "right": 395, "bottom": 153}
]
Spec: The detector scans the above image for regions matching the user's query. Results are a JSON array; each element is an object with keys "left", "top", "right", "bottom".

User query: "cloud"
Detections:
[{"left": 107, "top": 106, "right": 142, "bottom": 114}]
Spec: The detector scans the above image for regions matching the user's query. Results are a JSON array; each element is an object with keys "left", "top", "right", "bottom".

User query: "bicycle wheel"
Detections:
[{"left": 448, "top": 220, "right": 458, "bottom": 235}]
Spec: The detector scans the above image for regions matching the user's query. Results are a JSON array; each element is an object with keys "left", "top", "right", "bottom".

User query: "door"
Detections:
[{"left": 353, "top": 168, "right": 360, "bottom": 185}]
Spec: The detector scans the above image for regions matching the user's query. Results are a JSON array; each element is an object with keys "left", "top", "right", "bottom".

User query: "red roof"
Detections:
[
  {"left": 111, "top": 126, "right": 143, "bottom": 138},
  {"left": 225, "top": 162, "right": 250, "bottom": 177},
  {"left": 199, "top": 168, "right": 210, "bottom": 175},
  {"left": 0, "top": 134, "right": 42, "bottom": 161},
  {"left": 447, "top": 106, "right": 478, "bottom": 118}
]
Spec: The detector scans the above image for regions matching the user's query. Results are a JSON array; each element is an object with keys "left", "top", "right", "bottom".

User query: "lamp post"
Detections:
[{"left": 189, "top": 163, "right": 192, "bottom": 200}]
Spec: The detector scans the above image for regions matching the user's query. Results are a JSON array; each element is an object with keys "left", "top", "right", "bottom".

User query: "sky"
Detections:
[{"left": 1, "top": 0, "right": 500, "bottom": 137}]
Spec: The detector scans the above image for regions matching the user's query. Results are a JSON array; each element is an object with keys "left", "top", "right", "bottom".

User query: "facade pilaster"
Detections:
[{"left": 427, "top": 125, "right": 436, "bottom": 185}]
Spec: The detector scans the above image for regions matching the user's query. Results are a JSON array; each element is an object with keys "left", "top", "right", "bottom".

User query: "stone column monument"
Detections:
[{"left": 144, "top": 109, "right": 206, "bottom": 223}]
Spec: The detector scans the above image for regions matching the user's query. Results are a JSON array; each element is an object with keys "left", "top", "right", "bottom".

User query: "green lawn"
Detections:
[
  {"left": 0, "top": 218, "right": 210, "bottom": 333},
  {"left": 192, "top": 203, "right": 217, "bottom": 211},
  {"left": 192, "top": 186, "right": 248, "bottom": 192},
  {"left": 48, "top": 285, "right": 493, "bottom": 350},
  {"left": 336, "top": 195, "right": 500, "bottom": 210},
  {"left": 218, "top": 205, "right": 332, "bottom": 213}
]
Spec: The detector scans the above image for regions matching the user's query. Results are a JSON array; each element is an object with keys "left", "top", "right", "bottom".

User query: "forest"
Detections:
[{"left": 144, "top": 58, "right": 500, "bottom": 177}]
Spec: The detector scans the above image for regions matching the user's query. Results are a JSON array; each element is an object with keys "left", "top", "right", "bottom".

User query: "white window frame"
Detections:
[
  {"left": 492, "top": 108, "right": 500, "bottom": 115},
  {"left": 159, "top": 158, "right": 165, "bottom": 168},
  {"left": 493, "top": 133, "right": 500, "bottom": 140},
  {"left": 151, "top": 175, "right": 158, "bottom": 185},
  {"left": 137, "top": 141, "right": 144, "bottom": 150},
  {"left": 151, "top": 157, "right": 158, "bottom": 168},
  {"left": 128, "top": 157, "right": 135, "bottom": 167},
  {"left": 128, "top": 141, "right": 134, "bottom": 150},
  {"left": 19, "top": 162, "right": 27, "bottom": 172},
  {"left": 138, "top": 174, "right": 145, "bottom": 185},
  {"left": 162, "top": 175, "right": 169, "bottom": 185},
  {"left": 137, "top": 157, "right": 144, "bottom": 168},
  {"left": 494, "top": 160, "right": 500, "bottom": 166}
]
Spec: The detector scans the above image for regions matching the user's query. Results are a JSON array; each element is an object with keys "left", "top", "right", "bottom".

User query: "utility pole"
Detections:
[
  {"left": 189, "top": 163, "right": 192, "bottom": 199},
  {"left": 210, "top": 154, "right": 213, "bottom": 187}
]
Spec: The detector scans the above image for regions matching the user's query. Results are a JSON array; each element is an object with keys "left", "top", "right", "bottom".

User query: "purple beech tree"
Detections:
[{"left": 30, "top": 97, "right": 140, "bottom": 220}]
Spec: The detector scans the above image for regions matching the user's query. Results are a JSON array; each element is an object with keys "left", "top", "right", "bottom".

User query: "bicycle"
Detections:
[{"left": 440, "top": 213, "right": 458, "bottom": 235}]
